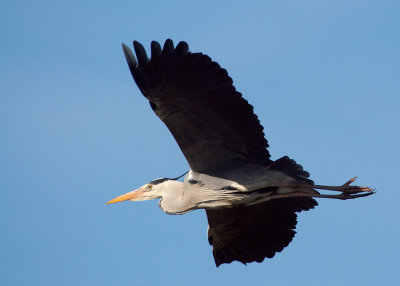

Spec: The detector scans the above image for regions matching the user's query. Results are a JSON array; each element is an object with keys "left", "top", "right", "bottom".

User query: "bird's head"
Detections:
[{"left": 106, "top": 178, "right": 169, "bottom": 204}]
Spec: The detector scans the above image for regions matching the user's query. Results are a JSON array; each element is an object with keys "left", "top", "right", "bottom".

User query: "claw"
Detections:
[
  {"left": 339, "top": 190, "right": 375, "bottom": 200},
  {"left": 343, "top": 177, "right": 357, "bottom": 186}
]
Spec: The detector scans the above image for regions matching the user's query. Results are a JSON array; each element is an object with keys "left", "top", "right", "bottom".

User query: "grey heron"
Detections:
[{"left": 107, "top": 39, "right": 373, "bottom": 266}]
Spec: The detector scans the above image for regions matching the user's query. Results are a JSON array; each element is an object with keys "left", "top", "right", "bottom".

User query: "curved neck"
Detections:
[
  {"left": 156, "top": 181, "right": 189, "bottom": 214},
  {"left": 158, "top": 180, "right": 216, "bottom": 215}
]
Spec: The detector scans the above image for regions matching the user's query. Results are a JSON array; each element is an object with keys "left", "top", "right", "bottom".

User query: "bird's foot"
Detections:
[{"left": 333, "top": 177, "right": 375, "bottom": 200}]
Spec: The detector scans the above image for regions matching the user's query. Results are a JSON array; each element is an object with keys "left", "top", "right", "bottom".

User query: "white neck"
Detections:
[
  {"left": 155, "top": 181, "right": 186, "bottom": 214},
  {"left": 156, "top": 180, "right": 223, "bottom": 215}
]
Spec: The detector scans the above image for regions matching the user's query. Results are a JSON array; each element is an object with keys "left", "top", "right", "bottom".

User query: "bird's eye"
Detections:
[{"left": 147, "top": 184, "right": 153, "bottom": 189}]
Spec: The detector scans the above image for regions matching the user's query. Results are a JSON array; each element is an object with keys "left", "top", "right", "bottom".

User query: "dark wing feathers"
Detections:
[
  {"left": 122, "top": 39, "right": 271, "bottom": 175},
  {"left": 206, "top": 197, "right": 317, "bottom": 266}
]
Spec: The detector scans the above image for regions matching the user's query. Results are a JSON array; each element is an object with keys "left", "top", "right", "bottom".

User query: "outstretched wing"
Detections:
[
  {"left": 206, "top": 197, "right": 318, "bottom": 266},
  {"left": 122, "top": 39, "right": 271, "bottom": 176}
]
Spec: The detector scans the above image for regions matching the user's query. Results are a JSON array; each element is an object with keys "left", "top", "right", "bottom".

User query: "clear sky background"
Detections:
[{"left": 1, "top": 1, "right": 399, "bottom": 285}]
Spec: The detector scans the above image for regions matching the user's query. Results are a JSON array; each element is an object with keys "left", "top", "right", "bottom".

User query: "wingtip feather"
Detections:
[
  {"left": 133, "top": 41, "right": 149, "bottom": 66},
  {"left": 175, "top": 41, "right": 189, "bottom": 55},
  {"left": 122, "top": 43, "right": 137, "bottom": 67},
  {"left": 151, "top": 41, "right": 162, "bottom": 58},
  {"left": 162, "top": 39, "right": 174, "bottom": 55}
]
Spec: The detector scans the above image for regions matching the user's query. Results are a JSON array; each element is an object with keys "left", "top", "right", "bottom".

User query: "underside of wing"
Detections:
[
  {"left": 206, "top": 197, "right": 318, "bottom": 267},
  {"left": 122, "top": 39, "right": 271, "bottom": 175}
]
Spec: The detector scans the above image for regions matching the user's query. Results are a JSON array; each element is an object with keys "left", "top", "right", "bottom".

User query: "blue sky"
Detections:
[{"left": 1, "top": 0, "right": 399, "bottom": 285}]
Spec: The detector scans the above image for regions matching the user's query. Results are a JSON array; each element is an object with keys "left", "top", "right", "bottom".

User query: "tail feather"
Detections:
[{"left": 268, "top": 156, "right": 314, "bottom": 185}]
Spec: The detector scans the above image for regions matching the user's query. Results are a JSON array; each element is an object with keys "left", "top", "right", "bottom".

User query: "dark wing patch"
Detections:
[
  {"left": 122, "top": 40, "right": 271, "bottom": 176},
  {"left": 206, "top": 197, "right": 317, "bottom": 267}
]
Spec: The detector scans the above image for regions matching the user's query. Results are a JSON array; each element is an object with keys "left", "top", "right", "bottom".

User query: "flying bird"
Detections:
[{"left": 107, "top": 39, "right": 373, "bottom": 267}]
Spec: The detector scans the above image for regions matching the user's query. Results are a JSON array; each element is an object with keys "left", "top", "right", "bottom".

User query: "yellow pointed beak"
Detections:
[{"left": 106, "top": 188, "right": 145, "bottom": 204}]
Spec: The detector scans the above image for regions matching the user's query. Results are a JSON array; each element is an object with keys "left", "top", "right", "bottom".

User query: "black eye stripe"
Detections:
[
  {"left": 149, "top": 178, "right": 169, "bottom": 185},
  {"left": 149, "top": 171, "right": 188, "bottom": 185}
]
